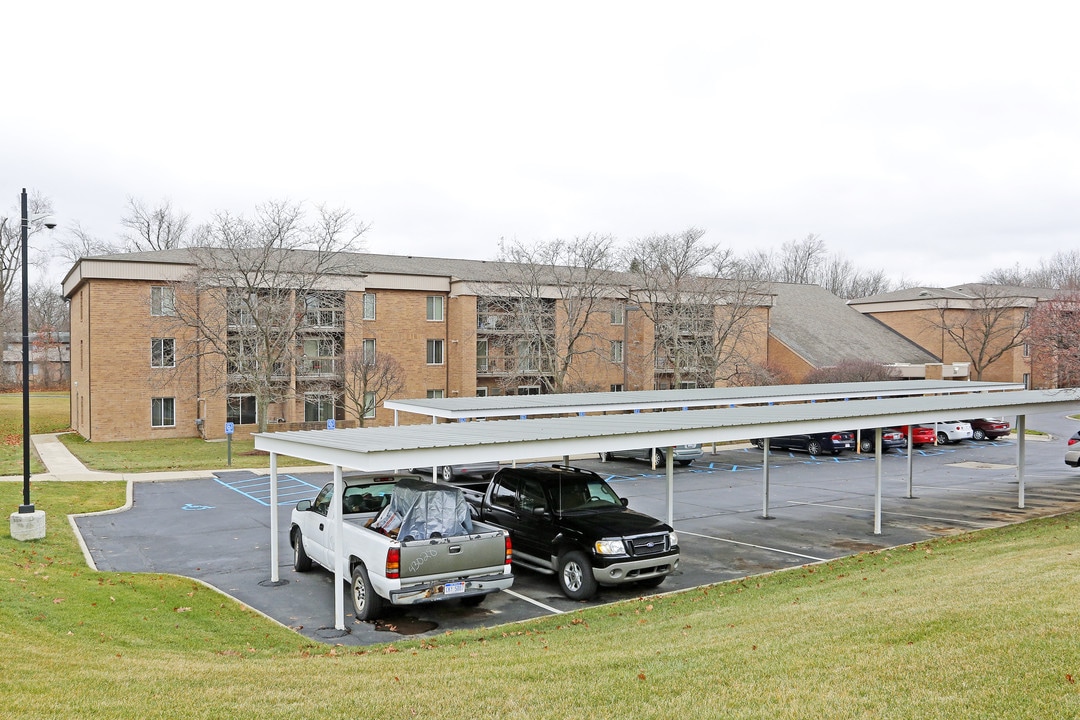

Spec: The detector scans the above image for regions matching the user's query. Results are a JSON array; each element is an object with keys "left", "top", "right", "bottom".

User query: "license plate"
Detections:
[{"left": 443, "top": 582, "right": 466, "bottom": 595}]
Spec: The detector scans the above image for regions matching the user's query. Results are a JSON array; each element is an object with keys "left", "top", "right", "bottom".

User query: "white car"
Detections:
[
  {"left": 1066, "top": 431, "right": 1080, "bottom": 468},
  {"left": 918, "top": 420, "right": 974, "bottom": 444}
]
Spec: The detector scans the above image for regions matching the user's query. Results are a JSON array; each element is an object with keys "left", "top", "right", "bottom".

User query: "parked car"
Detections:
[
  {"left": 897, "top": 425, "right": 936, "bottom": 446},
  {"left": 965, "top": 418, "right": 1011, "bottom": 441},
  {"left": 918, "top": 421, "right": 974, "bottom": 445},
  {"left": 852, "top": 427, "right": 906, "bottom": 453},
  {"left": 752, "top": 432, "right": 855, "bottom": 456},
  {"left": 1066, "top": 431, "right": 1080, "bottom": 468},
  {"left": 601, "top": 444, "right": 703, "bottom": 467},
  {"left": 413, "top": 461, "right": 502, "bottom": 482}
]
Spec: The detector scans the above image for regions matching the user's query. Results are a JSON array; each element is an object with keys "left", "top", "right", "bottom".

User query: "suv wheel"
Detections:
[{"left": 558, "top": 551, "right": 598, "bottom": 600}]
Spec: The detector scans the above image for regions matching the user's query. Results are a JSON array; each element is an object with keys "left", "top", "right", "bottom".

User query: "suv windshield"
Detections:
[{"left": 551, "top": 477, "right": 622, "bottom": 512}]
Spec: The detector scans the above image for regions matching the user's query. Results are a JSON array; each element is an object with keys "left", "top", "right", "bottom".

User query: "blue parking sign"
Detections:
[
  {"left": 327, "top": 419, "right": 336, "bottom": 430},
  {"left": 225, "top": 422, "right": 235, "bottom": 435}
]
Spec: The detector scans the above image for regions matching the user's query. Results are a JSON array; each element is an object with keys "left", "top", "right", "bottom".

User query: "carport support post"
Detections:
[
  {"left": 761, "top": 439, "right": 771, "bottom": 519},
  {"left": 1017, "top": 415, "right": 1026, "bottom": 509},
  {"left": 666, "top": 446, "right": 674, "bottom": 527},
  {"left": 874, "top": 428, "right": 882, "bottom": 535},
  {"left": 270, "top": 453, "right": 279, "bottom": 583},
  {"left": 905, "top": 429, "right": 914, "bottom": 499},
  {"left": 333, "top": 465, "right": 346, "bottom": 631}
]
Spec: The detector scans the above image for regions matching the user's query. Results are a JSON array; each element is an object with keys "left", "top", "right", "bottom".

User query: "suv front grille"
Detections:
[{"left": 628, "top": 533, "right": 669, "bottom": 557}]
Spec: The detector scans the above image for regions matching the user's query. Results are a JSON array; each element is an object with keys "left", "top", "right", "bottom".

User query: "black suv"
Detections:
[
  {"left": 751, "top": 431, "right": 855, "bottom": 456},
  {"left": 464, "top": 465, "right": 680, "bottom": 600}
]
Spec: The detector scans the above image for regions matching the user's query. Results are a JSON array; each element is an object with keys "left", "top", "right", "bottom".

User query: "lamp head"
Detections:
[{"left": 40, "top": 216, "right": 58, "bottom": 230}]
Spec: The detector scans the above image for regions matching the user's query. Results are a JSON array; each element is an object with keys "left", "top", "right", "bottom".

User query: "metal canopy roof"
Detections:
[
  {"left": 256, "top": 388, "right": 1079, "bottom": 472},
  {"left": 383, "top": 380, "right": 1025, "bottom": 420}
]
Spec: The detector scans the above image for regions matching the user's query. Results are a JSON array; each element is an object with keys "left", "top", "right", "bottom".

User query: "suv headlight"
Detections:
[
  {"left": 668, "top": 531, "right": 679, "bottom": 548},
  {"left": 594, "top": 539, "right": 627, "bottom": 555}
]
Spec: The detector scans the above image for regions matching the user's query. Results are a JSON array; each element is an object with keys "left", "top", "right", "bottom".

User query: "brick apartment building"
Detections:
[{"left": 62, "top": 250, "right": 777, "bottom": 442}]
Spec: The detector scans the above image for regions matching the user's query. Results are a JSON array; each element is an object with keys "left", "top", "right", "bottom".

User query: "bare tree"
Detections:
[
  {"left": 743, "top": 233, "right": 896, "bottom": 300},
  {"left": 165, "top": 200, "right": 368, "bottom": 433},
  {"left": 481, "top": 234, "right": 618, "bottom": 394},
  {"left": 53, "top": 222, "right": 125, "bottom": 267},
  {"left": 803, "top": 359, "right": 897, "bottom": 384},
  {"left": 1026, "top": 291, "right": 1080, "bottom": 388},
  {"left": 28, "top": 282, "right": 69, "bottom": 332},
  {"left": 0, "top": 190, "right": 54, "bottom": 318},
  {"left": 340, "top": 347, "right": 407, "bottom": 427},
  {"left": 121, "top": 197, "right": 192, "bottom": 251},
  {"left": 982, "top": 250, "right": 1080, "bottom": 291},
  {"left": 624, "top": 228, "right": 770, "bottom": 389},
  {"left": 925, "top": 284, "right": 1031, "bottom": 381}
]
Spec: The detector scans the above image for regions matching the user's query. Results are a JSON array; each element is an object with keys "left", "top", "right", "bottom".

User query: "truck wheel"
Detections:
[
  {"left": 291, "top": 528, "right": 312, "bottom": 572},
  {"left": 351, "top": 565, "right": 384, "bottom": 621},
  {"left": 558, "top": 551, "right": 598, "bottom": 601}
]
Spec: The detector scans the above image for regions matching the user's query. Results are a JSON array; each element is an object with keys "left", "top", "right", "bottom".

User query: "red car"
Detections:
[
  {"left": 965, "top": 418, "right": 1011, "bottom": 441},
  {"left": 897, "top": 425, "right": 936, "bottom": 446}
]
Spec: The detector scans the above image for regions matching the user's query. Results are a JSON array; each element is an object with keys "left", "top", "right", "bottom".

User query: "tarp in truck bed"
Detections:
[{"left": 371, "top": 477, "right": 474, "bottom": 541}]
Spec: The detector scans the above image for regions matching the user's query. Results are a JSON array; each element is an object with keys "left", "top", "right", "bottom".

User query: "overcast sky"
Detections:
[{"left": 6, "top": 1, "right": 1079, "bottom": 289}]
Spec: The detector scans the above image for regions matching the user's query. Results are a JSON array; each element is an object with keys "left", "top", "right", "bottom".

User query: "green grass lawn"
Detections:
[
  {"left": 0, "top": 393, "right": 72, "bottom": 475},
  {"left": 2, "top": 481, "right": 1079, "bottom": 719},
  {"left": 57, "top": 433, "right": 323, "bottom": 472}
]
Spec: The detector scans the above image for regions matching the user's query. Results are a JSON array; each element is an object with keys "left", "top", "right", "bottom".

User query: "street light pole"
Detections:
[
  {"left": 19, "top": 188, "right": 32, "bottom": 513},
  {"left": 10, "top": 188, "right": 53, "bottom": 541}
]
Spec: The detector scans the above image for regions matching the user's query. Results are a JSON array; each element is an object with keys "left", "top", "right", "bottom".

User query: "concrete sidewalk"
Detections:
[{"left": 0, "top": 434, "right": 302, "bottom": 483}]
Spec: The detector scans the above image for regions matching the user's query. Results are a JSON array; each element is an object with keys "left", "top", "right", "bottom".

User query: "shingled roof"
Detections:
[{"left": 768, "top": 282, "right": 938, "bottom": 368}]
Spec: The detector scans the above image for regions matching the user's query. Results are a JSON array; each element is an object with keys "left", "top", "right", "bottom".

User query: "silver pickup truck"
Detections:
[{"left": 290, "top": 474, "right": 513, "bottom": 620}]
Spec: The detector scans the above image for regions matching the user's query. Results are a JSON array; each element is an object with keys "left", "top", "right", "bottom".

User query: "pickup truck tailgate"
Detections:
[{"left": 398, "top": 527, "right": 508, "bottom": 579}]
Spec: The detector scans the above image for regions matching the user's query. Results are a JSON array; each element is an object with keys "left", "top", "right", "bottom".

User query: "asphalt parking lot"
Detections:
[{"left": 74, "top": 411, "right": 1080, "bottom": 646}]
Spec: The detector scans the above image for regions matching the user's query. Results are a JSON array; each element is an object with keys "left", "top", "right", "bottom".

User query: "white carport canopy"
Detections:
[
  {"left": 384, "top": 380, "right": 1025, "bottom": 420},
  {"left": 256, "top": 388, "right": 1080, "bottom": 631}
]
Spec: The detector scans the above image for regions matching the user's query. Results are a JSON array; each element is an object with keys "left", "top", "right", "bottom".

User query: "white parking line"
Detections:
[
  {"left": 502, "top": 588, "right": 564, "bottom": 614},
  {"left": 785, "top": 500, "right": 996, "bottom": 527},
  {"left": 679, "top": 531, "right": 828, "bottom": 562}
]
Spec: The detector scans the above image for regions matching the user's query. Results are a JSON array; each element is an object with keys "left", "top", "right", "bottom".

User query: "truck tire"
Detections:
[
  {"left": 291, "top": 528, "right": 312, "bottom": 572},
  {"left": 558, "top": 551, "right": 598, "bottom": 601},
  {"left": 351, "top": 565, "right": 384, "bottom": 621}
]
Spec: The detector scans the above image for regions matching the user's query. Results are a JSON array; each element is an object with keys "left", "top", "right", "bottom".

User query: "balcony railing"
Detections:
[
  {"left": 297, "top": 357, "right": 342, "bottom": 377},
  {"left": 475, "top": 356, "right": 552, "bottom": 376},
  {"left": 301, "top": 309, "right": 345, "bottom": 328}
]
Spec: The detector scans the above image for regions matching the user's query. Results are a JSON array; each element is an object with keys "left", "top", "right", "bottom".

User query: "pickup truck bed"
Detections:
[{"left": 291, "top": 474, "right": 513, "bottom": 620}]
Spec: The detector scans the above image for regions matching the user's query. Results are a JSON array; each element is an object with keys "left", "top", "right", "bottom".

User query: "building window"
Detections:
[
  {"left": 476, "top": 339, "right": 489, "bottom": 372},
  {"left": 1023, "top": 343, "right": 1030, "bottom": 357},
  {"left": 1023, "top": 373, "right": 1030, "bottom": 389},
  {"left": 611, "top": 340, "right": 624, "bottom": 363},
  {"left": 151, "top": 338, "right": 175, "bottom": 368},
  {"left": 427, "top": 296, "right": 444, "bottom": 321},
  {"left": 611, "top": 304, "right": 625, "bottom": 325},
  {"left": 363, "top": 293, "right": 376, "bottom": 321},
  {"left": 678, "top": 381, "right": 698, "bottom": 389},
  {"left": 305, "top": 393, "right": 336, "bottom": 422},
  {"left": 427, "top": 389, "right": 445, "bottom": 399},
  {"left": 363, "top": 338, "right": 376, "bottom": 364},
  {"left": 476, "top": 387, "right": 488, "bottom": 397},
  {"left": 151, "top": 286, "right": 175, "bottom": 316},
  {"left": 151, "top": 397, "right": 175, "bottom": 428},
  {"left": 427, "top": 339, "right": 444, "bottom": 365},
  {"left": 363, "top": 391, "right": 376, "bottom": 419},
  {"left": 611, "top": 384, "right": 624, "bottom": 392},
  {"left": 518, "top": 385, "right": 540, "bottom": 395},
  {"left": 227, "top": 395, "right": 257, "bottom": 425}
]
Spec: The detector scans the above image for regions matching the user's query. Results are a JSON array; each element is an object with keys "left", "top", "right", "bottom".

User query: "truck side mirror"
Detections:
[
  {"left": 296, "top": 500, "right": 312, "bottom": 512},
  {"left": 531, "top": 506, "right": 547, "bottom": 517},
  {"left": 620, "top": 498, "right": 629, "bottom": 507}
]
